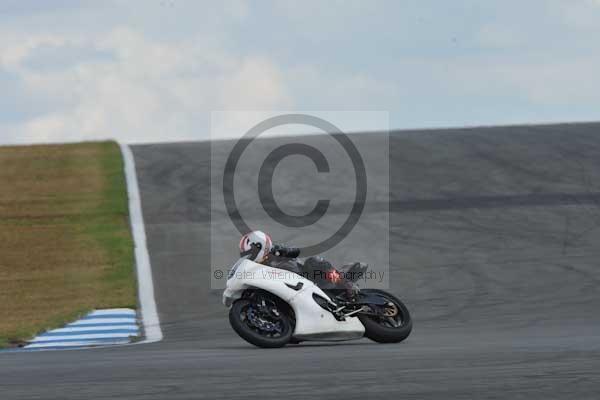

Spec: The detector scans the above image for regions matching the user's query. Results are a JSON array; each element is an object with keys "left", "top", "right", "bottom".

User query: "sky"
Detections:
[{"left": 1, "top": 0, "right": 600, "bottom": 145}]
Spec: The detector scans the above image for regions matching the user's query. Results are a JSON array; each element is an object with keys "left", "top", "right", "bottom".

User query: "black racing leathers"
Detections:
[{"left": 264, "top": 245, "right": 358, "bottom": 298}]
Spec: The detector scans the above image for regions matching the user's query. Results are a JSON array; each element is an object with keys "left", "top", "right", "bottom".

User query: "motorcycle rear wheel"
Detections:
[{"left": 358, "top": 289, "right": 412, "bottom": 344}]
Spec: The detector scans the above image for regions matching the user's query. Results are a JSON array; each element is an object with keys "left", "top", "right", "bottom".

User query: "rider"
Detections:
[{"left": 238, "top": 230, "right": 358, "bottom": 298}]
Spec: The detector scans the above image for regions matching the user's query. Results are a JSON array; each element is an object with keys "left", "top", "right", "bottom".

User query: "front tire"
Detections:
[
  {"left": 358, "top": 289, "right": 412, "bottom": 344},
  {"left": 229, "top": 295, "right": 293, "bottom": 348}
]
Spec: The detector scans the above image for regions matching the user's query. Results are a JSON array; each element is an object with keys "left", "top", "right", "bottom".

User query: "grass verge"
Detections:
[{"left": 0, "top": 141, "right": 136, "bottom": 348}]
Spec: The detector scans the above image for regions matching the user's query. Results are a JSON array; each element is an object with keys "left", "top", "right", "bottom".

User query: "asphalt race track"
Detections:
[{"left": 2, "top": 122, "right": 600, "bottom": 399}]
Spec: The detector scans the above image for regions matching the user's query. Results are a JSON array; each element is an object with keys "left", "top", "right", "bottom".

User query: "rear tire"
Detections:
[
  {"left": 229, "top": 295, "right": 293, "bottom": 348},
  {"left": 358, "top": 289, "right": 412, "bottom": 344}
]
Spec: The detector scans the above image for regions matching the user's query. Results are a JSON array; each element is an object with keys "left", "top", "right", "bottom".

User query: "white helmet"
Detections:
[{"left": 239, "top": 230, "right": 272, "bottom": 263}]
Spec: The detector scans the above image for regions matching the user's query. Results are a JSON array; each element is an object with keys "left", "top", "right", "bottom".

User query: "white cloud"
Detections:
[
  {"left": 285, "top": 65, "right": 395, "bottom": 110},
  {"left": 0, "top": 32, "right": 73, "bottom": 69},
  {"left": 0, "top": 17, "right": 389, "bottom": 145},
  {"left": 398, "top": 53, "right": 600, "bottom": 107},
  {"left": 0, "top": 26, "right": 292, "bottom": 144},
  {"left": 476, "top": 25, "right": 523, "bottom": 49},
  {"left": 553, "top": 0, "right": 600, "bottom": 32},
  {"left": 1, "top": 1, "right": 600, "bottom": 145},
  {"left": 210, "top": 110, "right": 389, "bottom": 141},
  {"left": 217, "top": 57, "right": 292, "bottom": 110}
]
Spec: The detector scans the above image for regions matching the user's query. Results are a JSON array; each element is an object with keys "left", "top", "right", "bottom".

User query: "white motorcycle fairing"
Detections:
[{"left": 223, "top": 259, "right": 365, "bottom": 341}]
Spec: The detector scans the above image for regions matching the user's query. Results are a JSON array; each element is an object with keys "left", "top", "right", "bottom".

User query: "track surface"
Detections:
[{"left": 2, "top": 123, "right": 600, "bottom": 399}]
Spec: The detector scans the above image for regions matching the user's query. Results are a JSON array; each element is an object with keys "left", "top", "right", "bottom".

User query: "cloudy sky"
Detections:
[{"left": 1, "top": 0, "right": 600, "bottom": 144}]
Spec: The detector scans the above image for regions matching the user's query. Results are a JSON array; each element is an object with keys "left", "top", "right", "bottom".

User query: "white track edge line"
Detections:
[{"left": 120, "top": 143, "right": 163, "bottom": 343}]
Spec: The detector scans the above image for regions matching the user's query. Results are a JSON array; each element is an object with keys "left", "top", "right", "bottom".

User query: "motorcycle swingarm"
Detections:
[{"left": 355, "top": 293, "right": 389, "bottom": 306}]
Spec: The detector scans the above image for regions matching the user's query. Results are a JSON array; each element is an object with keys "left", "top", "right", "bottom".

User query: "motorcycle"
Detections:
[{"left": 222, "top": 258, "right": 412, "bottom": 348}]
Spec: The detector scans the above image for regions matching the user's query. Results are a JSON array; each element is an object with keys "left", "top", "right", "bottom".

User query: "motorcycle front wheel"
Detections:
[
  {"left": 229, "top": 293, "right": 293, "bottom": 348},
  {"left": 358, "top": 289, "right": 412, "bottom": 344}
]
